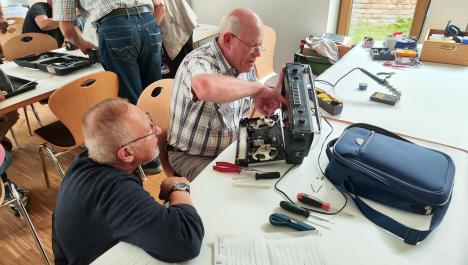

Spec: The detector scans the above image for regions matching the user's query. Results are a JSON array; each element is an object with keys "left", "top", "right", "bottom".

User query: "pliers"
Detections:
[
  {"left": 212, "top": 162, "right": 265, "bottom": 173},
  {"left": 212, "top": 162, "right": 280, "bottom": 180}
]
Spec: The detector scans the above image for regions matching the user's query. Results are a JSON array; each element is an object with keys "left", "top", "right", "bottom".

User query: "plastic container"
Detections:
[{"left": 294, "top": 50, "right": 332, "bottom": 75}]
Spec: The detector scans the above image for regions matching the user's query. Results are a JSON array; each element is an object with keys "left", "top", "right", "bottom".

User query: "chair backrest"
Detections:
[
  {"left": 48, "top": 71, "right": 119, "bottom": 148},
  {"left": 2, "top": 32, "right": 58, "bottom": 61},
  {"left": 137, "top": 79, "right": 175, "bottom": 177},
  {"left": 255, "top": 25, "right": 277, "bottom": 83},
  {"left": 0, "top": 23, "right": 23, "bottom": 47},
  {"left": 6, "top": 16, "right": 25, "bottom": 25}
]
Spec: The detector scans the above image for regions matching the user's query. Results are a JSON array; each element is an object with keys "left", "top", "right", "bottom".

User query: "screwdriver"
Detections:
[
  {"left": 297, "top": 193, "right": 354, "bottom": 217},
  {"left": 297, "top": 193, "right": 330, "bottom": 211},
  {"left": 279, "top": 201, "right": 333, "bottom": 225}
]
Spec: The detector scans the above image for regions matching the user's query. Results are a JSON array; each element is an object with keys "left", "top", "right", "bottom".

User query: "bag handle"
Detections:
[
  {"left": 345, "top": 123, "right": 411, "bottom": 143},
  {"left": 341, "top": 178, "right": 451, "bottom": 245}
]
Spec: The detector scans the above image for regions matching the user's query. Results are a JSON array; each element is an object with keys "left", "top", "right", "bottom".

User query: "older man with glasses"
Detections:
[
  {"left": 52, "top": 98, "right": 204, "bottom": 265},
  {"left": 167, "top": 8, "right": 286, "bottom": 181}
]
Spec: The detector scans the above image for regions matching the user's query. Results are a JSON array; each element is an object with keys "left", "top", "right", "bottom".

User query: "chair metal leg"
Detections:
[
  {"left": 38, "top": 144, "right": 51, "bottom": 188},
  {"left": 30, "top": 104, "right": 43, "bottom": 127},
  {"left": 137, "top": 165, "right": 147, "bottom": 181},
  {"left": 9, "top": 182, "right": 51, "bottom": 265},
  {"left": 9, "top": 128, "right": 21, "bottom": 149},
  {"left": 23, "top": 106, "right": 33, "bottom": 136}
]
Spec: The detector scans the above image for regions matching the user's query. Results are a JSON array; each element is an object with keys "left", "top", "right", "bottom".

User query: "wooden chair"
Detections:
[
  {"left": 255, "top": 25, "right": 277, "bottom": 84},
  {"left": 6, "top": 16, "right": 25, "bottom": 26},
  {"left": 34, "top": 71, "right": 119, "bottom": 187},
  {"left": 137, "top": 79, "right": 175, "bottom": 178},
  {"left": 251, "top": 25, "right": 278, "bottom": 118},
  {"left": 0, "top": 146, "right": 50, "bottom": 265},
  {"left": 2, "top": 33, "right": 59, "bottom": 137},
  {"left": 0, "top": 24, "right": 22, "bottom": 47},
  {"left": 2, "top": 32, "right": 58, "bottom": 61}
]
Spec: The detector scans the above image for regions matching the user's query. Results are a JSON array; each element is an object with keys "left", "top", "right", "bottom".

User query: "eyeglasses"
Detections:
[
  {"left": 231, "top": 33, "right": 266, "bottom": 54},
  {"left": 119, "top": 112, "right": 157, "bottom": 149}
]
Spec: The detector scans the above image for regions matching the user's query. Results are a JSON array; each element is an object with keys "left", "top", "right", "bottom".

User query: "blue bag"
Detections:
[{"left": 325, "top": 123, "right": 455, "bottom": 245}]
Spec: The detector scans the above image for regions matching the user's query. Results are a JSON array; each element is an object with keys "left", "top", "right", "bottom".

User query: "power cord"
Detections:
[
  {"left": 315, "top": 67, "right": 402, "bottom": 99},
  {"left": 274, "top": 113, "right": 348, "bottom": 216}
]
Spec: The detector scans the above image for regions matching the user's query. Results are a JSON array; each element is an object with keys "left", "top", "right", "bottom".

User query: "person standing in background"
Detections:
[
  {"left": 22, "top": 0, "right": 65, "bottom": 47},
  {"left": 54, "top": 0, "right": 166, "bottom": 173},
  {"left": 0, "top": 6, "right": 8, "bottom": 34},
  {"left": 160, "top": 0, "right": 197, "bottom": 78},
  {"left": 53, "top": 0, "right": 166, "bottom": 104}
]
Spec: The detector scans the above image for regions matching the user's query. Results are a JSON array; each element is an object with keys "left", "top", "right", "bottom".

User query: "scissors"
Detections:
[{"left": 269, "top": 213, "right": 316, "bottom": 231}]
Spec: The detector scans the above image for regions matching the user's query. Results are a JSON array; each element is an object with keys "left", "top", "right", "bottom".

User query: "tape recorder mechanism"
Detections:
[{"left": 236, "top": 63, "right": 321, "bottom": 166}]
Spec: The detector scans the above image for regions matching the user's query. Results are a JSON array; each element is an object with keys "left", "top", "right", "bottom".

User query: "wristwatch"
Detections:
[{"left": 171, "top": 182, "right": 190, "bottom": 194}]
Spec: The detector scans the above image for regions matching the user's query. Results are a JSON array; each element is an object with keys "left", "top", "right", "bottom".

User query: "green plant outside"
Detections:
[{"left": 349, "top": 17, "right": 413, "bottom": 42}]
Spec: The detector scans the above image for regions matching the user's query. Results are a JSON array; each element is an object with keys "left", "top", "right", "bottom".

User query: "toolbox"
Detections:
[
  {"left": 370, "top": 48, "right": 395, "bottom": 61},
  {"left": 14, "top": 51, "right": 96, "bottom": 75},
  {"left": 0, "top": 75, "right": 38, "bottom": 99},
  {"left": 315, "top": 87, "right": 343, "bottom": 115},
  {"left": 420, "top": 28, "right": 468, "bottom": 66}
]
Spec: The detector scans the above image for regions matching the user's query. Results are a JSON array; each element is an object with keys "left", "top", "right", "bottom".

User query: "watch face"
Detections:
[{"left": 174, "top": 182, "right": 189, "bottom": 191}]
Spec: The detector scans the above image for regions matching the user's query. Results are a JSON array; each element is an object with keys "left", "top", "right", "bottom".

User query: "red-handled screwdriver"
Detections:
[
  {"left": 297, "top": 193, "right": 354, "bottom": 217},
  {"left": 297, "top": 193, "right": 330, "bottom": 211}
]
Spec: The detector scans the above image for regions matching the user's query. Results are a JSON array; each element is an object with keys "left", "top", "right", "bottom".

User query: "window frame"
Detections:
[{"left": 336, "top": 0, "right": 431, "bottom": 39}]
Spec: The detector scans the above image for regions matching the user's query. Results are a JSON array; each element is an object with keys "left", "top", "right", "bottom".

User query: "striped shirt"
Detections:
[
  {"left": 52, "top": 0, "right": 154, "bottom": 24},
  {"left": 167, "top": 39, "right": 256, "bottom": 157}
]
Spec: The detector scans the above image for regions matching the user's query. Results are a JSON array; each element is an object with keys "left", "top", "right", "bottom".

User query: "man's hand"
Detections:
[
  {"left": 59, "top": 21, "right": 97, "bottom": 55},
  {"left": 0, "top": 19, "right": 8, "bottom": 33},
  {"left": 159, "top": 176, "right": 190, "bottom": 201},
  {"left": 252, "top": 67, "right": 288, "bottom": 115},
  {"left": 77, "top": 39, "right": 98, "bottom": 55}
]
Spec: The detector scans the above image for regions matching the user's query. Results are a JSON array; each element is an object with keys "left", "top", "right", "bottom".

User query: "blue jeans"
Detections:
[{"left": 98, "top": 12, "right": 162, "bottom": 104}]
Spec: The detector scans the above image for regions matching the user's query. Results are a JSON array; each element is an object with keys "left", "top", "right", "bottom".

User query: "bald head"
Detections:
[
  {"left": 82, "top": 98, "right": 141, "bottom": 164},
  {"left": 219, "top": 8, "right": 264, "bottom": 72},
  {"left": 220, "top": 8, "right": 263, "bottom": 37}
]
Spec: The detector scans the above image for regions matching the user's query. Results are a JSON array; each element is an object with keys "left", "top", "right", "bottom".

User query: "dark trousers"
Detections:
[
  {"left": 97, "top": 12, "right": 162, "bottom": 104},
  {"left": 162, "top": 34, "right": 193, "bottom": 78}
]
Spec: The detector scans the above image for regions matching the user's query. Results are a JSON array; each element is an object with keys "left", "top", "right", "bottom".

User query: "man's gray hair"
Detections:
[
  {"left": 219, "top": 14, "right": 240, "bottom": 36},
  {"left": 82, "top": 98, "right": 135, "bottom": 164}
]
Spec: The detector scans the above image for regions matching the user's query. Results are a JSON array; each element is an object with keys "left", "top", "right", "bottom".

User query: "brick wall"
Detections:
[{"left": 351, "top": 0, "right": 417, "bottom": 24}]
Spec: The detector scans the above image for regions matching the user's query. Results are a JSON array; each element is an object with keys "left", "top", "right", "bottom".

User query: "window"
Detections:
[{"left": 337, "top": 0, "right": 431, "bottom": 41}]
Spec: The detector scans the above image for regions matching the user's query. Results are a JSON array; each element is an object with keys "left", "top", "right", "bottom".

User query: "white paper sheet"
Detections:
[{"left": 214, "top": 233, "right": 327, "bottom": 265}]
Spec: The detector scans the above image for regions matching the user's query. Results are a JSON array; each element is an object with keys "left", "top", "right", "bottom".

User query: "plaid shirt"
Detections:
[
  {"left": 53, "top": 0, "right": 154, "bottom": 24},
  {"left": 168, "top": 40, "right": 256, "bottom": 157}
]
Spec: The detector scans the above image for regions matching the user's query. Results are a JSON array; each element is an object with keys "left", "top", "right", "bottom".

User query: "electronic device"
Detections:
[
  {"left": 370, "top": 92, "right": 398, "bottom": 105},
  {"left": 315, "top": 87, "right": 343, "bottom": 115},
  {"left": 370, "top": 48, "right": 395, "bottom": 61},
  {"left": 13, "top": 51, "right": 96, "bottom": 75},
  {"left": 444, "top": 20, "right": 464, "bottom": 43},
  {"left": 0, "top": 69, "right": 37, "bottom": 99},
  {"left": 235, "top": 63, "right": 321, "bottom": 166}
]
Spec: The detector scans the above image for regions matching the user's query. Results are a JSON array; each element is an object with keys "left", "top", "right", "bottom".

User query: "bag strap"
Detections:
[
  {"left": 340, "top": 178, "right": 451, "bottom": 245},
  {"left": 345, "top": 123, "right": 411, "bottom": 143}
]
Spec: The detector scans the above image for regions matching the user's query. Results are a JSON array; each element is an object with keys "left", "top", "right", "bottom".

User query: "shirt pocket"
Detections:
[{"left": 103, "top": 30, "right": 137, "bottom": 62}]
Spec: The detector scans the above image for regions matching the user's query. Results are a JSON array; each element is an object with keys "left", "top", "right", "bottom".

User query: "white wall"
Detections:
[
  {"left": 191, "top": 0, "right": 334, "bottom": 72},
  {"left": 421, "top": 0, "right": 468, "bottom": 38}
]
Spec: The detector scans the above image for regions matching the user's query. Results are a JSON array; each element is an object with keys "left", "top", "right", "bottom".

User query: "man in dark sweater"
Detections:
[
  {"left": 22, "top": 0, "right": 64, "bottom": 47},
  {"left": 53, "top": 98, "right": 204, "bottom": 265}
]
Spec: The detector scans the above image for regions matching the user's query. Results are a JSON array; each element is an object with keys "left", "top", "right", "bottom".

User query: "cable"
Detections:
[
  {"left": 274, "top": 115, "right": 348, "bottom": 216},
  {"left": 314, "top": 67, "right": 401, "bottom": 99}
]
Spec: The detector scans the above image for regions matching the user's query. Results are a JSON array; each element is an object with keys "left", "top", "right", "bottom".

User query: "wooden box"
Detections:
[{"left": 420, "top": 29, "right": 468, "bottom": 66}]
